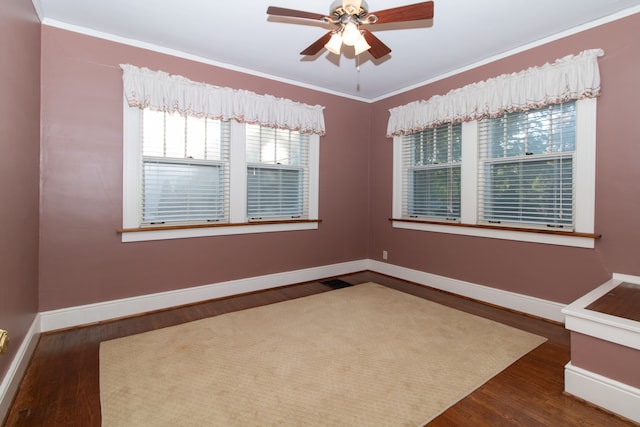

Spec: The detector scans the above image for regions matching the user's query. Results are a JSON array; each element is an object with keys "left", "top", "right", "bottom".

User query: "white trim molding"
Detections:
[
  {"left": 562, "top": 274, "right": 640, "bottom": 351},
  {"left": 562, "top": 273, "right": 640, "bottom": 422},
  {"left": 565, "top": 362, "right": 640, "bottom": 424},
  {"left": 368, "top": 260, "right": 566, "bottom": 322},
  {"left": 0, "top": 317, "right": 40, "bottom": 424}
]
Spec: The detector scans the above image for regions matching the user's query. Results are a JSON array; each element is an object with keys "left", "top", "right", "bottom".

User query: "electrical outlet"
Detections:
[
  {"left": 382, "top": 250, "right": 388, "bottom": 260},
  {"left": 0, "top": 329, "right": 8, "bottom": 355}
]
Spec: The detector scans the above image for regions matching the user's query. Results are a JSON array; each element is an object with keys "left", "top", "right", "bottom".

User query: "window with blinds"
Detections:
[
  {"left": 401, "top": 123, "right": 462, "bottom": 220},
  {"left": 141, "top": 110, "right": 230, "bottom": 225},
  {"left": 478, "top": 101, "right": 576, "bottom": 230},
  {"left": 246, "top": 124, "right": 309, "bottom": 221}
]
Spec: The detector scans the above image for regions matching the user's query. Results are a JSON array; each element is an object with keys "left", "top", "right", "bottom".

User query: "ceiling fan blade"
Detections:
[
  {"left": 300, "top": 31, "right": 334, "bottom": 56},
  {"left": 267, "top": 6, "right": 328, "bottom": 21},
  {"left": 367, "top": 1, "right": 434, "bottom": 24},
  {"left": 361, "top": 29, "right": 391, "bottom": 59}
]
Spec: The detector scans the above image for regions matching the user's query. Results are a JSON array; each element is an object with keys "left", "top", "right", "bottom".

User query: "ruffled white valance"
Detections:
[
  {"left": 120, "top": 64, "right": 326, "bottom": 135},
  {"left": 387, "top": 49, "right": 604, "bottom": 137}
]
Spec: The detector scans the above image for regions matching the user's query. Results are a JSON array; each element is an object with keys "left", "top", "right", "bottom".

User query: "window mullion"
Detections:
[
  {"left": 229, "top": 120, "right": 247, "bottom": 223},
  {"left": 163, "top": 111, "right": 167, "bottom": 157},
  {"left": 460, "top": 121, "right": 477, "bottom": 224}
]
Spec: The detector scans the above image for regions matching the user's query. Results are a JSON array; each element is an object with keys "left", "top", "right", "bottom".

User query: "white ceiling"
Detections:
[{"left": 33, "top": 0, "right": 640, "bottom": 102}]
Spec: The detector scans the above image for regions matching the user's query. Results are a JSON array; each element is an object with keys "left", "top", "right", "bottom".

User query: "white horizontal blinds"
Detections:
[
  {"left": 246, "top": 124, "right": 309, "bottom": 221},
  {"left": 402, "top": 123, "right": 462, "bottom": 220},
  {"left": 141, "top": 109, "right": 230, "bottom": 225},
  {"left": 478, "top": 101, "right": 576, "bottom": 230}
]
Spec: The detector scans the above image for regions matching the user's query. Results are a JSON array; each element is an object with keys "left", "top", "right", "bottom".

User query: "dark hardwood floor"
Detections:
[{"left": 3, "top": 271, "right": 637, "bottom": 426}]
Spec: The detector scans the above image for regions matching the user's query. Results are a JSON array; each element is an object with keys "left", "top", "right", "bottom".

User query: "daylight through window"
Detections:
[
  {"left": 478, "top": 101, "right": 576, "bottom": 230},
  {"left": 401, "top": 123, "right": 462, "bottom": 221},
  {"left": 141, "top": 110, "right": 230, "bottom": 225}
]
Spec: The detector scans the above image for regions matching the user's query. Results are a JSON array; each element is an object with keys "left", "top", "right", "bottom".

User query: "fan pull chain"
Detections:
[{"left": 356, "top": 54, "right": 361, "bottom": 91}]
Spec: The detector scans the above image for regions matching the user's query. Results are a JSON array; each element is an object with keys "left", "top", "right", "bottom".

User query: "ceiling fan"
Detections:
[{"left": 266, "top": 0, "right": 434, "bottom": 59}]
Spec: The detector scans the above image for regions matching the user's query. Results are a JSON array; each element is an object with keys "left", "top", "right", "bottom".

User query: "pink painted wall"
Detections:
[
  {"left": 368, "top": 13, "right": 640, "bottom": 304},
  {"left": 0, "top": 1, "right": 41, "bottom": 381},
  {"left": 38, "top": 27, "right": 371, "bottom": 311}
]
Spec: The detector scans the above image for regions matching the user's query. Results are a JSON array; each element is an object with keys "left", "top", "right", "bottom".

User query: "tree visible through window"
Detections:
[
  {"left": 402, "top": 123, "right": 462, "bottom": 220},
  {"left": 478, "top": 101, "right": 576, "bottom": 229}
]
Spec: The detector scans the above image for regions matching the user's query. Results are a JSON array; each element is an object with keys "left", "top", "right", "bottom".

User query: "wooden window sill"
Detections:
[
  {"left": 389, "top": 218, "right": 601, "bottom": 240},
  {"left": 118, "top": 219, "right": 322, "bottom": 234}
]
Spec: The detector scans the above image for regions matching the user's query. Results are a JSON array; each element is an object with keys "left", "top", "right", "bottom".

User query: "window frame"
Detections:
[
  {"left": 402, "top": 122, "right": 462, "bottom": 222},
  {"left": 477, "top": 101, "right": 577, "bottom": 230},
  {"left": 245, "top": 124, "right": 310, "bottom": 221},
  {"left": 122, "top": 103, "right": 320, "bottom": 242},
  {"left": 392, "top": 98, "right": 597, "bottom": 248}
]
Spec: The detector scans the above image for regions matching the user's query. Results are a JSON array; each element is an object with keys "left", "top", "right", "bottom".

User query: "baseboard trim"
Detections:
[
  {"left": 565, "top": 362, "right": 640, "bottom": 423},
  {"left": 0, "top": 316, "right": 40, "bottom": 424},
  {"left": 39, "top": 260, "right": 369, "bottom": 332},
  {"left": 367, "top": 260, "right": 565, "bottom": 322},
  {"left": 39, "top": 259, "right": 566, "bottom": 332}
]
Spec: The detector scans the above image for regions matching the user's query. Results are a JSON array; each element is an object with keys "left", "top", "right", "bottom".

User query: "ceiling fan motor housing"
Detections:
[{"left": 329, "top": 1, "right": 369, "bottom": 18}]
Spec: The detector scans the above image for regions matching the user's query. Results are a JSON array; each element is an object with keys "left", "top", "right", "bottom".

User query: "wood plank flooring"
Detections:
[{"left": 3, "top": 271, "right": 637, "bottom": 426}]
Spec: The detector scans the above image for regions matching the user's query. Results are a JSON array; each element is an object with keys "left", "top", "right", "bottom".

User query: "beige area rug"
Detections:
[{"left": 100, "top": 282, "right": 546, "bottom": 426}]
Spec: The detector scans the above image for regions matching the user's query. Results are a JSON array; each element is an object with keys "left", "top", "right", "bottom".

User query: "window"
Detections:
[
  {"left": 392, "top": 98, "right": 597, "bottom": 248},
  {"left": 246, "top": 125, "right": 309, "bottom": 221},
  {"left": 122, "top": 106, "right": 320, "bottom": 242},
  {"left": 401, "top": 123, "right": 462, "bottom": 221},
  {"left": 141, "top": 110, "right": 230, "bottom": 225},
  {"left": 478, "top": 101, "right": 576, "bottom": 230}
]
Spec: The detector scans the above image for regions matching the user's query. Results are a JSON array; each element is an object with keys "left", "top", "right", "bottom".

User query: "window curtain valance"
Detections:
[
  {"left": 120, "top": 64, "right": 326, "bottom": 135},
  {"left": 386, "top": 49, "right": 604, "bottom": 137}
]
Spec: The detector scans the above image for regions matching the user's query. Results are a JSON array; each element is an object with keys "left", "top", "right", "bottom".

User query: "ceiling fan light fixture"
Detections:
[
  {"left": 324, "top": 32, "right": 343, "bottom": 55},
  {"left": 353, "top": 33, "right": 371, "bottom": 55},
  {"left": 342, "top": 22, "right": 360, "bottom": 46},
  {"left": 268, "top": 1, "right": 434, "bottom": 59}
]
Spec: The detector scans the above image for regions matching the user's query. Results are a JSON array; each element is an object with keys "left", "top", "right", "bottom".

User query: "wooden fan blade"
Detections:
[
  {"left": 367, "top": 1, "right": 434, "bottom": 24},
  {"left": 267, "top": 6, "right": 328, "bottom": 21},
  {"left": 300, "top": 31, "right": 333, "bottom": 56},
  {"left": 362, "top": 29, "right": 391, "bottom": 59}
]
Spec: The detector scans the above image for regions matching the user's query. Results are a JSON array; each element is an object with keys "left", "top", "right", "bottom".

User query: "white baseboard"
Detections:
[
  {"left": 565, "top": 362, "right": 640, "bottom": 423},
  {"left": 39, "top": 259, "right": 369, "bottom": 332},
  {"left": 367, "top": 260, "right": 566, "bottom": 322},
  {"left": 39, "top": 259, "right": 566, "bottom": 332},
  {"left": 0, "top": 316, "right": 40, "bottom": 424}
]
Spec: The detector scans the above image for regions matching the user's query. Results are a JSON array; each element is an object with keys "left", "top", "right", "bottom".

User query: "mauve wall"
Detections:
[
  {"left": 571, "top": 333, "right": 640, "bottom": 389},
  {"left": 369, "top": 13, "right": 640, "bottom": 304},
  {"left": 0, "top": 1, "right": 40, "bottom": 380},
  {"left": 38, "top": 26, "right": 370, "bottom": 311}
]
